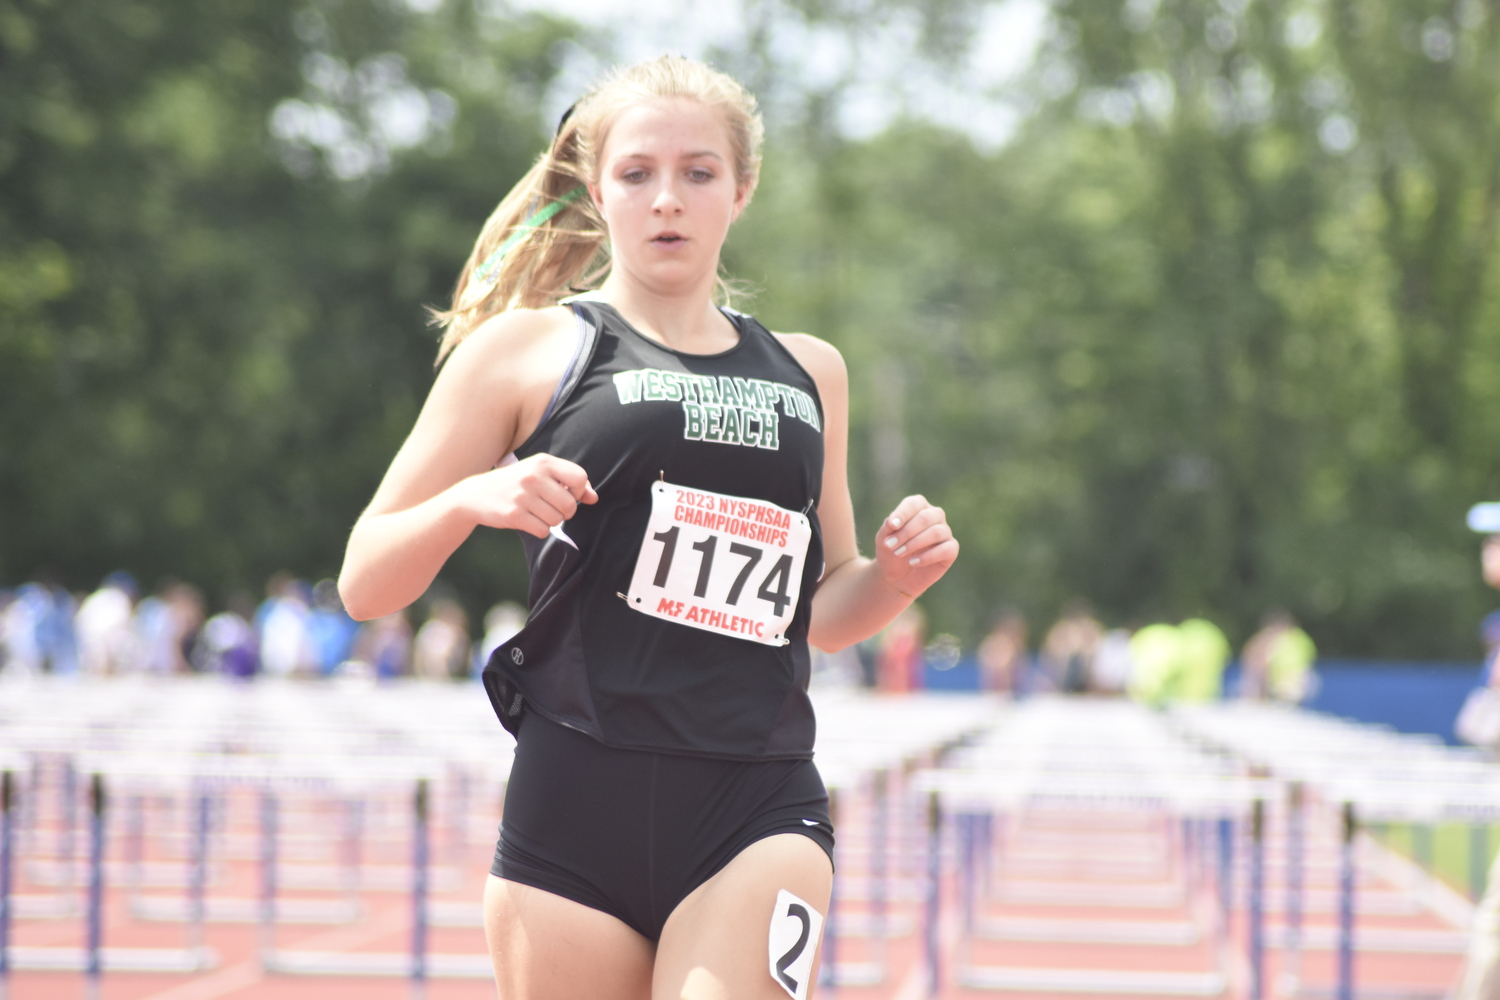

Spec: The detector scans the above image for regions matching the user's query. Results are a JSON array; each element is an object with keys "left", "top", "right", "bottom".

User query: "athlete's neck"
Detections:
[{"left": 594, "top": 278, "right": 739, "bottom": 356}]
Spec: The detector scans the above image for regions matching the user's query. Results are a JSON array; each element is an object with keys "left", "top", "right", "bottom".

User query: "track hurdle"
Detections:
[
  {"left": 257, "top": 759, "right": 491, "bottom": 981},
  {"left": 808, "top": 693, "right": 1002, "bottom": 989},
  {"left": 915, "top": 698, "right": 1275, "bottom": 997},
  {"left": 1174, "top": 701, "right": 1500, "bottom": 1000}
]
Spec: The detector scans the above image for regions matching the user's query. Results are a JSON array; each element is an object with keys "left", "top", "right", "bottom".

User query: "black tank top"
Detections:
[{"left": 482, "top": 300, "right": 825, "bottom": 760}]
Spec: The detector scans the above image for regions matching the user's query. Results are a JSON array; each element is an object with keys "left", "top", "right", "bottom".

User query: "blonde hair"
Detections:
[{"left": 431, "top": 55, "right": 764, "bottom": 362}]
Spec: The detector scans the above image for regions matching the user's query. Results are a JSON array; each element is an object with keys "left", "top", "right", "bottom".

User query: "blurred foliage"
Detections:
[
  {"left": 2, "top": 0, "right": 1498, "bottom": 656},
  {"left": 735, "top": 0, "right": 1500, "bottom": 656}
]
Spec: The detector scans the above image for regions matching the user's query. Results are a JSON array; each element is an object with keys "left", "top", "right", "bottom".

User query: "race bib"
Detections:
[{"left": 625, "top": 481, "right": 811, "bottom": 646}]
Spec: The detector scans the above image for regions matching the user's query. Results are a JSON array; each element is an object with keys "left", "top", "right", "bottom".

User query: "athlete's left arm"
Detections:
[{"left": 773, "top": 333, "right": 959, "bottom": 653}]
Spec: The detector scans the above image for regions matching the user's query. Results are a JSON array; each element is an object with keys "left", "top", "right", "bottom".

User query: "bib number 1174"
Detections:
[{"left": 625, "top": 481, "right": 811, "bottom": 646}]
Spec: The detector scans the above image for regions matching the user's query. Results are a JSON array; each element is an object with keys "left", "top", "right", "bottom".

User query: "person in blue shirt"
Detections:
[
  {"left": 1452, "top": 526, "right": 1500, "bottom": 999},
  {"left": 1482, "top": 535, "right": 1500, "bottom": 686}
]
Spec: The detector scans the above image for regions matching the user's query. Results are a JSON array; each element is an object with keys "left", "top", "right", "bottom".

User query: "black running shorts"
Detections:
[{"left": 492, "top": 711, "right": 835, "bottom": 942}]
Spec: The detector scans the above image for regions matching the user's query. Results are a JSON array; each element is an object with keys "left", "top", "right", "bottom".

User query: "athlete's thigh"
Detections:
[
  {"left": 653, "top": 834, "right": 834, "bottom": 1000},
  {"left": 484, "top": 874, "right": 655, "bottom": 1000}
]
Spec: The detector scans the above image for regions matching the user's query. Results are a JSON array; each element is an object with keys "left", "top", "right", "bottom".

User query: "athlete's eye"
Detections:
[
  {"left": 687, "top": 168, "right": 715, "bottom": 183},
  {"left": 621, "top": 168, "right": 649, "bottom": 184}
]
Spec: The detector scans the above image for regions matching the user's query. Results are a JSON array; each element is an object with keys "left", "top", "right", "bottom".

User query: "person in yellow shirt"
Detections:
[
  {"left": 1127, "top": 622, "right": 1181, "bottom": 707},
  {"left": 1127, "top": 618, "right": 1232, "bottom": 705},
  {"left": 1239, "top": 610, "right": 1317, "bottom": 703},
  {"left": 1176, "top": 618, "right": 1231, "bottom": 703}
]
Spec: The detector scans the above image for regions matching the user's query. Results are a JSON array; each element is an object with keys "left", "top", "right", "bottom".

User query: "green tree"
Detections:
[{"left": 0, "top": 0, "right": 575, "bottom": 615}]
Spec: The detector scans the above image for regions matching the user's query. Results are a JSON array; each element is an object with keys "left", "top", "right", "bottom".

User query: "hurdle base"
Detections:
[
  {"left": 262, "top": 950, "right": 493, "bottom": 978},
  {"left": 1284, "top": 982, "right": 1446, "bottom": 1000},
  {"left": 24, "top": 859, "right": 225, "bottom": 889},
  {"left": 996, "top": 880, "right": 1185, "bottom": 908},
  {"left": 959, "top": 966, "right": 1226, "bottom": 996},
  {"left": 9, "top": 893, "right": 80, "bottom": 920},
  {"left": 1267, "top": 925, "right": 1465, "bottom": 954},
  {"left": 980, "top": 916, "right": 1201, "bottom": 946},
  {"left": 132, "top": 895, "right": 363, "bottom": 924},
  {"left": 8, "top": 946, "right": 218, "bottom": 973},
  {"left": 276, "top": 863, "right": 462, "bottom": 893},
  {"left": 827, "top": 960, "right": 885, "bottom": 986},
  {"left": 829, "top": 911, "right": 916, "bottom": 937},
  {"left": 427, "top": 899, "right": 482, "bottom": 927}
]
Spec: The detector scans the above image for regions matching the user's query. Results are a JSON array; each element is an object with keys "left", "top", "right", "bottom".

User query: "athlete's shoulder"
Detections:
[
  {"left": 769, "top": 331, "right": 846, "bottom": 389},
  {"left": 451, "top": 304, "right": 575, "bottom": 367}
]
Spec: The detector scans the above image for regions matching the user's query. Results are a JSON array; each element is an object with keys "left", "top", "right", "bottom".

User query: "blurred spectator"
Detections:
[
  {"left": 1451, "top": 530, "right": 1500, "bottom": 998},
  {"left": 9, "top": 575, "right": 80, "bottom": 677},
  {"left": 1, "top": 579, "right": 78, "bottom": 675},
  {"left": 352, "top": 610, "right": 412, "bottom": 680},
  {"left": 76, "top": 572, "right": 138, "bottom": 675},
  {"left": 1176, "top": 617, "right": 1230, "bottom": 702},
  {"left": 473, "top": 602, "right": 526, "bottom": 678},
  {"left": 1041, "top": 600, "right": 1103, "bottom": 694},
  {"left": 853, "top": 636, "right": 879, "bottom": 689},
  {"left": 306, "top": 579, "right": 358, "bottom": 677},
  {"left": 977, "top": 608, "right": 1028, "bottom": 694},
  {"left": 1, "top": 584, "right": 43, "bottom": 675},
  {"left": 0, "top": 591, "right": 12, "bottom": 670},
  {"left": 1240, "top": 610, "right": 1318, "bottom": 703},
  {"left": 1127, "top": 622, "right": 1181, "bottom": 706},
  {"left": 193, "top": 593, "right": 258, "bottom": 679},
  {"left": 1481, "top": 534, "right": 1500, "bottom": 687},
  {"left": 877, "top": 604, "right": 926, "bottom": 693},
  {"left": 42, "top": 582, "right": 80, "bottom": 675},
  {"left": 414, "top": 599, "right": 470, "bottom": 681},
  {"left": 134, "top": 582, "right": 204, "bottom": 674},
  {"left": 1092, "top": 627, "right": 1134, "bottom": 696},
  {"left": 810, "top": 645, "right": 863, "bottom": 688},
  {"left": 257, "top": 574, "right": 315, "bottom": 678}
]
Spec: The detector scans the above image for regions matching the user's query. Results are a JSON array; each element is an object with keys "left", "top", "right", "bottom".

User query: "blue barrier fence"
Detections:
[
  {"left": 922, "top": 656, "right": 1485, "bottom": 745},
  {"left": 1303, "top": 659, "right": 1483, "bottom": 746}
]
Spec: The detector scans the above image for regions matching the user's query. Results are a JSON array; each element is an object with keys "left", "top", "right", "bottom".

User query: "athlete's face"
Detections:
[{"left": 591, "top": 98, "right": 748, "bottom": 293}]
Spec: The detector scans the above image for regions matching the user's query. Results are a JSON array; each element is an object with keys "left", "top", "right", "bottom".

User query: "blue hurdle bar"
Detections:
[
  {"left": 1249, "top": 798, "right": 1265, "bottom": 1000},
  {"left": 189, "top": 789, "right": 211, "bottom": 955},
  {"left": 1, "top": 770, "right": 14, "bottom": 1000},
  {"left": 924, "top": 789, "right": 942, "bottom": 999},
  {"left": 258, "top": 789, "right": 277, "bottom": 963},
  {"left": 412, "top": 778, "right": 430, "bottom": 1000},
  {"left": 1284, "top": 782, "right": 1304, "bottom": 992},
  {"left": 85, "top": 773, "right": 105, "bottom": 1000},
  {"left": 1337, "top": 801, "right": 1356, "bottom": 1000}
]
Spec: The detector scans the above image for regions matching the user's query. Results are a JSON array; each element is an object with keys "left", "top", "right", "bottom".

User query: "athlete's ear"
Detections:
[
  {"left": 588, "top": 181, "right": 605, "bottom": 220},
  {"left": 730, "top": 181, "right": 753, "bottom": 222}
]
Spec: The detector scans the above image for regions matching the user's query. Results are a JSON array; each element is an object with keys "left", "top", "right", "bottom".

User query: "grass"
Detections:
[{"left": 1371, "top": 821, "right": 1500, "bottom": 899}]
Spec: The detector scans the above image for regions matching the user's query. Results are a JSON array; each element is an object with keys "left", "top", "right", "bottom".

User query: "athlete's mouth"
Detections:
[{"left": 651, "top": 232, "right": 686, "bottom": 245}]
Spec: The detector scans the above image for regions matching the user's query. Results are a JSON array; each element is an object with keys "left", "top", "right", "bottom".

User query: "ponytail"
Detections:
[{"left": 430, "top": 114, "right": 606, "bottom": 363}]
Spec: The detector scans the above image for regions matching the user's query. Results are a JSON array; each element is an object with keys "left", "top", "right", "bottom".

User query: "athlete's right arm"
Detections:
[{"left": 338, "top": 308, "right": 597, "bottom": 622}]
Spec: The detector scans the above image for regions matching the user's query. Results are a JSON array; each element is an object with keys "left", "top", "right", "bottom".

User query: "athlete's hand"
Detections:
[
  {"left": 460, "top": 454, "right": 598, "bottom": 539},
  {"left": 873, "top": 495, "right": 958, "bottom": 600}
]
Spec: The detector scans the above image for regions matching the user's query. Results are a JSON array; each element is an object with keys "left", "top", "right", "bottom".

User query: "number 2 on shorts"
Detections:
[{"left": 768, "top": 888, "right": 824, "bottom": 1000}]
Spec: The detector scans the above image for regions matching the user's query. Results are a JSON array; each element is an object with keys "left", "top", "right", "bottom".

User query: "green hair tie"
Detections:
[{"left": 474, "top": 186, "right": 587, "bottom": 290}]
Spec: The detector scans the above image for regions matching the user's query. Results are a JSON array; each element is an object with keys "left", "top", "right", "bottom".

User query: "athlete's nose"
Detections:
[{"left": 652, "top": 178, "right": 685, "bottom": 216}]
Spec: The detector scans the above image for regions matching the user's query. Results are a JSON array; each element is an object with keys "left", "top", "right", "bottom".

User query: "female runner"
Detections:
[{"left": 338, "top": 56, "right": 958, "bottom": 999}]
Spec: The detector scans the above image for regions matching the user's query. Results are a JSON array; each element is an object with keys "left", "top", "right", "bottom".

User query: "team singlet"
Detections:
[{"left": 482, "top": 300, "right": 825, "bottom": 760}]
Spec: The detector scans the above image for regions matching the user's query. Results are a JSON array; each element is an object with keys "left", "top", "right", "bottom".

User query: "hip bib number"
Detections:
[{"left": 626, "top": 481, "right": 810, "bottom": 647}]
